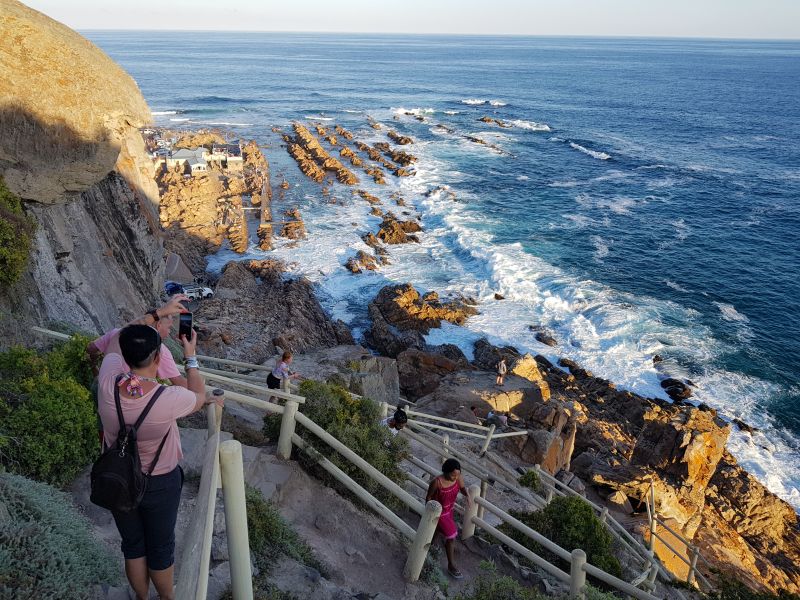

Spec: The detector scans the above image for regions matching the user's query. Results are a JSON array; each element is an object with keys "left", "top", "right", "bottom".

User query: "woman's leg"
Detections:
[
  {"left": 445, "top": 538, "right": 458, "bottom": 572},
  {"left": 124, "top": 557, "right": 150, "bottom": 600},
  {"left": 150, "top": 565, "right": 175, "bottom": 600}
]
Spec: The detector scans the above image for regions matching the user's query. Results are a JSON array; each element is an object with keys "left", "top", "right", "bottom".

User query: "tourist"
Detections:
[
  {"left": 426, "top": 458, "right": 470, "bottom": 579},
  {"left": 87, "top": 294, "right": 189, "bottom": 446},
  {"left": 267, "top": 350, "right": 300, "bottom": 392},
  {"left": 381, "top": 408, "right": 408, "bottom": 435},
  {"left": 487, "top": 410, "right": 509, "bottom": 428},
  {"left": 496, "top": 357, "right": 507, "bottom": 386},
  {"left": 97, "top": 298, "right": 223, "bottom": 600}
]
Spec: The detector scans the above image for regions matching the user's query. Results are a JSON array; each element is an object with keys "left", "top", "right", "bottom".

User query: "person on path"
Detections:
[
  {"left": 267, "top": 351, "right": 300, "bottom": 392},
  {"left": 381, "top": 408, "right": 408, "bottom": 435},
  {"left": 496, "top": 357, "right": 507, "bottom": 386},
  {"left": 426, "top": 458, "right": 470, "bottom": 579},
  {"left": 97, "top": 297, "right": 224, "bottom": 600}
]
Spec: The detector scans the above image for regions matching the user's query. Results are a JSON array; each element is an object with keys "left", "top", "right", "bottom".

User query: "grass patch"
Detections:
[
  {"left": 708, "top": 572, "right": 800, "bottom": 600},
  {"left": 263, "top": 379, "right": 408, "bottom": 509},
  {"left": 454, "top": 561, "right": 546, "bottom": 600}
]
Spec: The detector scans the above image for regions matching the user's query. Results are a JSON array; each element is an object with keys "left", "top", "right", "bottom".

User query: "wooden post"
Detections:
[
  {"left": 570, "top": 549, "right": 587, "bottom": 599},
  {"left": 687, "top": 545, "right": 699, "bottom": 586},
  {"left": 646, "top": 550, "right": 659, "bottom": 590},
  {"left": 461, "top": 484, "right": 481, "bottom": 540},
  {"left": 477, "top": 479, "right": 489, "bottom": 520},
  {"left": 219, "top": 440, "right": 254, "bottom": 600},
  {"left": 380, "top": 401, "right": 389, "bottom": 419},
  {"left": 600, "top": 507, "right": 609, "bottom": 524},
  {"left": 479, "top": 424, "right": 496, "bottom": 456},
  {"left": 404, "top": 500, "right": 442, "bottom": 582},
  {"left": 649, "top": 482, "right": 657, "bottom": 551},
  {"left": 277, "top": 399, "right": 299, "bottom": 460},
  {"left": 441, "top": 433, "right": 450, "bottom": 463}
]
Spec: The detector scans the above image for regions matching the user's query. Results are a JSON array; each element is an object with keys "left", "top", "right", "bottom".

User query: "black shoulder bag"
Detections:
[{"left": 90, "top": 375, "right": 170, "bottom": 513}]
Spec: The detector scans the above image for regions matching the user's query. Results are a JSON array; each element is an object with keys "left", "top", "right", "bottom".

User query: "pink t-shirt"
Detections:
[
  {"left": 93, "top": 328, "right": 181, "bottom": 380},
  {"left": 98, "top": 353, "right": 197, "bottom": 475}
]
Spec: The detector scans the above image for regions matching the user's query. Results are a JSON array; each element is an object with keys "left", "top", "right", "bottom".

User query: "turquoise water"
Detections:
[{"left": 86, "top": 32, "right": 800, "bottom": 507}]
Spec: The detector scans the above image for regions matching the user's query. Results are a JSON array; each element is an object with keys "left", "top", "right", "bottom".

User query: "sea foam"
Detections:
[
  {"left": 461, "top": 98, "right": 487, "bottom": 105},
  {"left": 510, "top": 119, "right": 551, "bottom": 131},
  {"left": 569, "top": 142, "right": 611, "bottom": 160}
]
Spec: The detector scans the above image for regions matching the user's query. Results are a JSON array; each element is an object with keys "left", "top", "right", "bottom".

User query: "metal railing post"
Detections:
[
  {"left": 461, "top": 484, "right": 481, "bottom": 540},
  {"left": 479, "top": 424, "right": 496, "bottom": 456},
  {"left": 477, "top": 479, "right": 489, "bottom": 520},
  {"left": 219, "top": 440, "right": 254, "bottom": 600},
  {"left": 687, "top": 545, "right": 699, "bottom": 586},
  {"left": 277, "top": 399, "right": 299, "bottom": 460},
  {"left": 570, "top": 549, "right": 587, "bottom": 599},
  {"left": 404, "top": 500, "right": 442, "bottom": 582}
]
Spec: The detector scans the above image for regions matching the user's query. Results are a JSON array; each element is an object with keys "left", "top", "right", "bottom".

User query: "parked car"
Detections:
[
  {"left": 183, "top": 284, "right": 214, "bottom": 300},
  {"left": 164, "top": 281, "right": 185, "bottom": 296}
]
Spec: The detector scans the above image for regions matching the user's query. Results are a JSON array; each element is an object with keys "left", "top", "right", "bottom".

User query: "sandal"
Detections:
[{"left": 448, "top": 568, "right": 464, "bottom": 579}]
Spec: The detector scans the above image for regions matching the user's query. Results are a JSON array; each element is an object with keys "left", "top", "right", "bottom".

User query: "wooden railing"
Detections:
[
  {"left": 646, "top": 481, "right": 714, "bottom": 592},
  {"left": 29, "top": 334, "right": 704, "bottom": 598}
]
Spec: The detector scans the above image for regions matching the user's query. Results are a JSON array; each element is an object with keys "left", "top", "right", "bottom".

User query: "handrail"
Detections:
[
  {"left": 196, "top": 354, "right": 272, "bottom": 371},
  {"left": 198, "top": 368, "right": 306, "bottom": 403}
]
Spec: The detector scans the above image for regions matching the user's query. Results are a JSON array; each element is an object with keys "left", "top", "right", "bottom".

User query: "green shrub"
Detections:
[
  {"left": 498, "top": 496, "right": 621, "bottom": 579},
  {"left": 1, "top": 374, "right": 96, "bottom": 486},
  {"left": 709, "top": 573, "right": 800, "bottom": 600},
  {"left": 263, "top": 380, "right": 408, "bottom": 507},
  {"left": 0, "top": 337, "right": 98, "bottom": 486},
  {"left": 518, "top": 469, "right": 541, "bottom": 493},
  {"left": 0, "top": 472, "right": 119, "bottom": 598},
  {"left": 0, "top": 176, "right": 35, "bottom": 287}
]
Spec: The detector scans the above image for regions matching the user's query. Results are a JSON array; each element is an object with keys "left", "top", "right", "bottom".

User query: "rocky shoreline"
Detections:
[{"left": 166, "top": 114, "right": 800, "bottom": 595}]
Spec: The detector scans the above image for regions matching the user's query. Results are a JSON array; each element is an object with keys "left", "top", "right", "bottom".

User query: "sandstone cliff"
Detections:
[{"left": 0, "top": 0, "right": 163, "bottom": 340}]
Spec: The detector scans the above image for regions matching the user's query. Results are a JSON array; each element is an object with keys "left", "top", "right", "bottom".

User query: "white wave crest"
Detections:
[
  {"left": 714, "top": 302, "right": 750, "bottom": 323},
  {"left": 201, "top": 121, "right": 253, "bottom": 127},
  {"left": 665, "top": 280, "right": 691, "bottom": 293},
  {"left": 461, "top": 98, "right": 487, "bottom": 105},
  {"left": 517, "top": 175, "right": 529, "bottom": 181},
  {"left": 152, "top": 110, "right": 178, "bottom": 116},
  {"left": 569, "top": 142, "right": 611, "bottom": 160},
  {"left": 510, "top": 119, "right": 551, "bottom": 132},
  {"left": 489, "top": 100, "right": 507, "bottom": 106},
  {"left": 169, "top": 117, "right": 191, "bottom": 122},
  {"left": 393, "top": 107, "right": 436, "bottom": 116},
  {"left": 444, "top": 110, "right": 460, "bottom": 115}
]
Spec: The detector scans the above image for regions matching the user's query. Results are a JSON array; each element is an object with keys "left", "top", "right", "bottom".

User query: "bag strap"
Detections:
[
  {"left": 146, "top": 430, "right": 171, "bottom": 476},
  {"left": 113, "top": 374, "right": 127, "bottom": 436},
  {"left": 132, "top": 385, "right": 168, "bottom": 431}
]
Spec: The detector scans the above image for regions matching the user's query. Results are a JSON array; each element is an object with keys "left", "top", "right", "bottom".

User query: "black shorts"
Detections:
[
  {"left": 111, "top": 466, "right": 184, "bottom": 570},
  {"left": 267, "top": 373, "right": 281, "bottom": 390}
]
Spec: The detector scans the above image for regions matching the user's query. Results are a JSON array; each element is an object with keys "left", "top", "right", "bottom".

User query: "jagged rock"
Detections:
[
  {"left": 660, "top": 377, "right": 693, "bottom": 401},
  {"left": 494, "top": 293, "right": 505, "bottom": 300},
  {"left": 281, "top": 211, "right": 306, "bottom": 240},
  {"left": 472, "top": 340, "right": 551, "bottom": 400},
  {"left": 369, "top": 283, "right": 478, "bottom": 335},
  {"left": 345, "top": 251, "right": 378, "bottom": 274},
  {"left": 426, "top": 343, "right": 470, "bottom": 368},
  {"left": 387, "top": 130, "right": 413, "bottom": 145},
  {"left": 478, "top": 116, "right": 512, "bottom": 128},
  {"left": 606, "top": 490, "right": 634, "bottom": 513},
  {"left": 397, "top": 348, "right": 459, "bottom": 399},
  {"left": 194, "top": 262, "right": 351, "bottom": 362},
  {"left": 534, "top": 330, "right": 558, "bottom": 347},
  {"left": 376, "top": 213, "right": 422, "bottom": 244}
]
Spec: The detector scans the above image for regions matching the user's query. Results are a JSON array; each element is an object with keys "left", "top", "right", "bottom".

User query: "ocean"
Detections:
[{"left": 85, "top": 31, "right": 800, "bottom": 508}]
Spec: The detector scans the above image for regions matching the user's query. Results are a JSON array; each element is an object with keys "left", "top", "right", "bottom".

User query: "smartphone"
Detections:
[{"left": 178, "top": 312, "right": 193, "bottom": 340}]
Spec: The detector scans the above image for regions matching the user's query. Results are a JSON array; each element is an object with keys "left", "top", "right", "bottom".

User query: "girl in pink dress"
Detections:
[{"left": 426, "top": 458, "right": 470, "bottom": 579}]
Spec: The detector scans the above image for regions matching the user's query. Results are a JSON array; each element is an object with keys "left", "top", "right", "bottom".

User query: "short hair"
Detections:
[
  {"left": 282, "top": 351, "right": 293, "bottom": 361},
  {"left": 119, "top": 325, "right": 161, "bottom": 369},
  {"left": 442, "top": 458, "right": 461, "bottom": 475},
  {"left": 393, "top": 409, "right": 408, "bottom": 424},
  {"left": 470, "top": 405, "right": 477, "bottom": 411}
]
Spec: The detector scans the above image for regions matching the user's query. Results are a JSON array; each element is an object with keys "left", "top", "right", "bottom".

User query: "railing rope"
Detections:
[{"left": 219, "top": 440, "right": 254, "bottom": 600}]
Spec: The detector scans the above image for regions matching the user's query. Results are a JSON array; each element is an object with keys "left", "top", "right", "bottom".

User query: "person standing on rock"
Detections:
[
  {"left": 496, "top": 357, "right": 508, "bottom": 386},
  {"left": 426, "top": 458, "right": 470, "bottom": 580},
  {"left": 381, "top": 408, "right": 408, "bottom": 435},
  {"left": 97, "top": 297, "right": 224, "bottom": 600}
]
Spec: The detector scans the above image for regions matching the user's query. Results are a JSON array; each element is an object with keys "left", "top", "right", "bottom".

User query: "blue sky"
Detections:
[{"left": 22, "top": 0, "right": 800, "bottom": 39}]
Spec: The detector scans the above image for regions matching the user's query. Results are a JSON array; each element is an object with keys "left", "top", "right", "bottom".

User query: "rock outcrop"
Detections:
[
  {"left": 376, "top": 213, "right": 422, "bottom": 244},
  {"left": 365, "top": 284, "right": 478, "bottom": 357},
  {"left": 344, "top": 250, "right": 378, "bottom": 274},
  {"left": 396, "top": 348, "right": 459, "bottom": 400},
  {"left": 387, "top": 130, "right": 414, "bottom": 145},
  {"left": 0, "top": 0, "right": 163, "bottom": 340},
  {"left": 194, "top": 260, "right": 352, "bottom": 362}
]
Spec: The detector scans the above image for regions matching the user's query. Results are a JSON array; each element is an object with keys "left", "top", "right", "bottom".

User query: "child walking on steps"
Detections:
[{"left": 426, "top": 458, "right": 471, "bottom": 579}]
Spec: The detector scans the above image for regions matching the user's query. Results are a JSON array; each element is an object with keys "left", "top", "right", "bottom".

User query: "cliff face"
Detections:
[{"left": 0, "top": 0, "right": 163, "bottom": 340}]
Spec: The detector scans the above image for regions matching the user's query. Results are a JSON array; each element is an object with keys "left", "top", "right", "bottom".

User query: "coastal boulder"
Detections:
[
  {"left": 396, "top": 348, "right": 459, "bottom": 400},
  {"left": 344, "top": 251, "right": 378, "bottom": 274},
  {"left": 376, "top": 213, "right": 422, "bottom": 244}
]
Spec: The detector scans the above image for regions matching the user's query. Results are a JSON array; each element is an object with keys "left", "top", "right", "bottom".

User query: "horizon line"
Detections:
[{"left": 78, "top": 29, "right": 800, "bottom": 42}]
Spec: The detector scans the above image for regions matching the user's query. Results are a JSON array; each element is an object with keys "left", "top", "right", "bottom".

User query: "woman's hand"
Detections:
[
  {"left": 158, "top": 294, "right": 190, "bottom": 318},
  {"left": 181, "top": 326, "right": 197, "bottom": 357},
  {"left": 205, "top": 390, "right": 225, "bottom": 408}
]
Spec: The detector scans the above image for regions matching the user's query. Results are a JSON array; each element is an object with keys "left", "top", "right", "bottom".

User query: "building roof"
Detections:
[{"left": 171, "top": 148, "right": 205, "bottom": 160}]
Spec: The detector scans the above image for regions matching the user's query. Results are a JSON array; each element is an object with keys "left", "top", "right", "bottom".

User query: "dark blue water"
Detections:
[{"left": 85, "top": 32, "right": 800, "bottom": 506}]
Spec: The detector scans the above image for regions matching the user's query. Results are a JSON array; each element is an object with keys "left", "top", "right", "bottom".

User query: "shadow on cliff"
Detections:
[{"left": 0, "top": 105, "right": 164, "bottom": 347}]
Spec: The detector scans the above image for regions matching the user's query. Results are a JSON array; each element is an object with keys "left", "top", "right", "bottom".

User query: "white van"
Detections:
[{"left": 183, "top": 284, "right": 214, "bottom": 300}]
